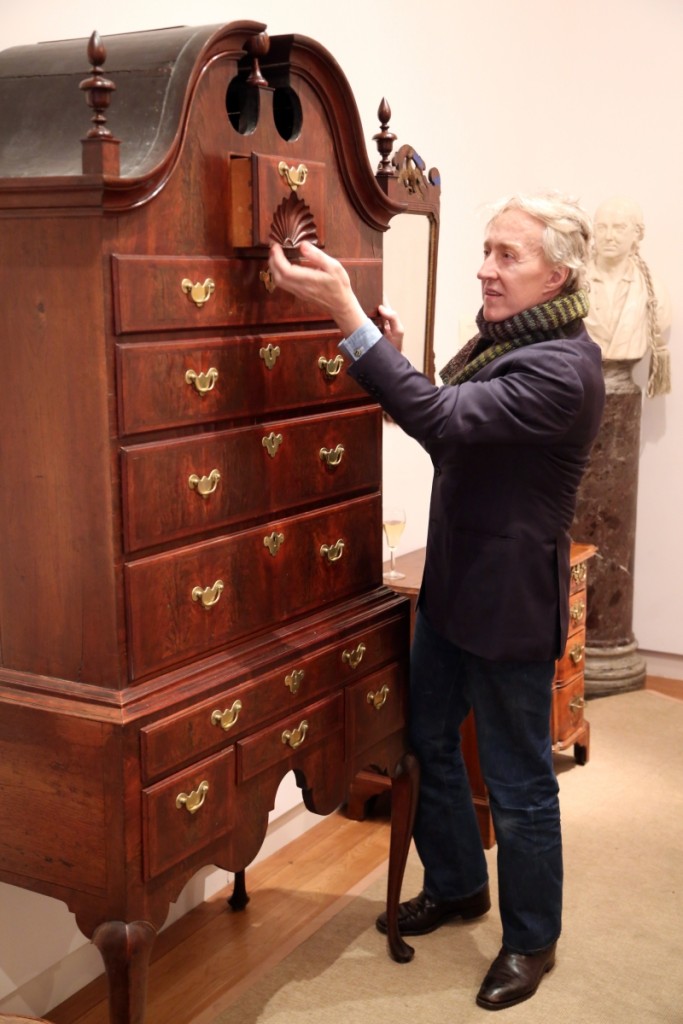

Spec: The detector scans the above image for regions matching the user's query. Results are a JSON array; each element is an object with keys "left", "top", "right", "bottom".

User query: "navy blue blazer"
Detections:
[{"left": 349, "top": 323, "right": 605, "bottom": 662}]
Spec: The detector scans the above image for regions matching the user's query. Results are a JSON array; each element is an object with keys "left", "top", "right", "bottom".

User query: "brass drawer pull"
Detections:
[
  {"left": 278, "top": 161, "right": 308, "bottom": 191},
  {"left": 569, "top": 695, "right": 586, "bottom": 715},
  {"left": 185, "top": 367, "right": 218, "bottom": 394},
  {"left": 569, "top": 644, "right": 584, "bottom": 666},
  {"left": 259, "top": 343, "right": 281, "bottom": 369},
  {"left": 176, "top": 780, "right": 209, "bottom": 814},
  {"left": 181, "top": 278, "right": 215, "bottom": 308},
  {"left": 264, "top": 531, "right": 285, "bottom": 556},
  {"left": 282, "top": 720, "right": 308, "bottom": 749},
  {"left": 320, "top": 444, "right": 345, "bottom": 467},
  {"left": 260, "top": 268, "right": 276, "bottom": 293},
  {"left": 318, "top": 354, "right": 344, "bottom": 379},
  {"left": 188, "top": 469, "right": 221, "bottom": 498},
  {"left": 320, "top": 539, "right": 345, "bottom": 563},
  {"left": 570, "top": 600, "right": 585, "bottom": 624},
  {"left": 367, "top": 684, "right": 390, "bottom": 710},
  {"left": 571, "top": 563, "right": 587, "bottom": 586},
  {"left": 285, "top": 669, "right": 305, "bottom": 694},
  {"left": 262, "top": 432, "right": 284, "bottom": 458},
  {"left": 342, "top": 643, "right": 366, "bottom": 669},
  {"left": 211, "top": 700, "right": 243, "bottom": 731},
  {"left": 192, "top": 579, "right": 224, "bottom": 609}
]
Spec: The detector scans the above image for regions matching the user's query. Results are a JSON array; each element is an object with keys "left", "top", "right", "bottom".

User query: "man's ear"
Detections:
[{"left": 545, "top": 264, "right": 570, "bottom": 296}]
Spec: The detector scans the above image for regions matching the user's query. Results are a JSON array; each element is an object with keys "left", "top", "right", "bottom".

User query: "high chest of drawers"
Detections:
[{"left": 0, "top": 22, "right": 423, "bottom": 1022}]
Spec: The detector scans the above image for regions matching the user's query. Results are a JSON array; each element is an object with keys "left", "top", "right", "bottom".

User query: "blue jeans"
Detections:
[{"left": 409, "top": 611, "right": 562, "bottom": 954}]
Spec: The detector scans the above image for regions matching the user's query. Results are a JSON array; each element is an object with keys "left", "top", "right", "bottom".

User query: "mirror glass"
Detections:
[{"left": 383, "top": 214, "right": 431, "bottom": 376}]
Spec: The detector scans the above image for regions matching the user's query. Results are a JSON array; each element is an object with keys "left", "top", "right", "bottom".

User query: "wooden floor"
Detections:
[{"left": 46, "top": 675, "right": 681, "bottom": 1024}]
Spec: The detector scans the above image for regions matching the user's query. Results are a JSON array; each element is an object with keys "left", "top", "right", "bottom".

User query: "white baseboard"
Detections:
[{"left": 642, "top": 650, "right": 683, "bottom": 681}]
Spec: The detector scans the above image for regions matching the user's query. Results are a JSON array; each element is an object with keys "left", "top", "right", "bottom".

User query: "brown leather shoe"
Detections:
[
  {"left": 476, "top": 943, "right": 557, "bottom": 1010},
  {"left": 376, "top": 884, "right": 490, "bottom": 936}
]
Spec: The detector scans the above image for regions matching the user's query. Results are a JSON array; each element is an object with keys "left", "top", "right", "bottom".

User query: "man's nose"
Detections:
[{"left": 478, "top": 254, "right": 495, "bottom": 280}]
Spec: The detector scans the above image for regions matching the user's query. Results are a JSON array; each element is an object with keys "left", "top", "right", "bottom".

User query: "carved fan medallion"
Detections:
[{"left": 269, "top": 192, "right": 319, "bottom": 248}]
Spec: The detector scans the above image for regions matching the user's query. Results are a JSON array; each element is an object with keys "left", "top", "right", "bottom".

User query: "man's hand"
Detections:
[
  {"left": 378, "top": 303, "right": 405, "bottom": 351},
  {"left": 268, "top": 241, "right": 367, "bottom": 338}
]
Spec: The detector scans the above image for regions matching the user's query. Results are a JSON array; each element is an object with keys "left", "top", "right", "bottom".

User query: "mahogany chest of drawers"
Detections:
[{"left": 0, "top": 22, "right": 421, "bottom": 1022}]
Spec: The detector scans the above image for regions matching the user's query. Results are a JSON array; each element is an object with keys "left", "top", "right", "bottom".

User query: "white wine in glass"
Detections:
[{"left": 383, "top": 507, "right": 406, "bottom": 580}]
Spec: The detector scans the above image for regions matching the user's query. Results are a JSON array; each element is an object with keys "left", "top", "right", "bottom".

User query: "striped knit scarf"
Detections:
[{"left": 439, "top": 290, "right": 590, "bottom": 387}]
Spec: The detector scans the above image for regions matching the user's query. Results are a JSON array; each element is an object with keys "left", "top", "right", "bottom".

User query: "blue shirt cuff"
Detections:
[{"left": 338, "top": 319, "right": 382, "bottom": 361}]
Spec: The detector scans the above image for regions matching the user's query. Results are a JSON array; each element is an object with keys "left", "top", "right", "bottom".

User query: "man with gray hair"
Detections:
[{"left": 268, "top": 192, "right": 605, "bottom": 1011}]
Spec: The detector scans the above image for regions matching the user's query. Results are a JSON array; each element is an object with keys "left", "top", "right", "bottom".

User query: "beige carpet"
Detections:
[{"left": 213, "top": 691, "right": 683, "bottom": 1024}]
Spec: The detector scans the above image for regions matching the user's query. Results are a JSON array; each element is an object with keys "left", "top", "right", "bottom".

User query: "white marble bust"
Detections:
[{"left": 585, "top": 196, "right": 671, "bottom": 394}]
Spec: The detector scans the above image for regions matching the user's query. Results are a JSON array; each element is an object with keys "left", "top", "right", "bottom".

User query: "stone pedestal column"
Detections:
[{"left": 572, "top": 359, "right": 646, "bottom": 696}]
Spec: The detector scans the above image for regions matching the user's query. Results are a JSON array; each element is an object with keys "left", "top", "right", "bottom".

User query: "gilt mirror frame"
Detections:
[{"left": 374, "top": 98, "right": 441, "bottom": 383}]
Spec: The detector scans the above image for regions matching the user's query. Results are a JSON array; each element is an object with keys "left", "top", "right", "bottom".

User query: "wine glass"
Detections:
[{"left": 382, "top": 506, "right": 406, "bottom": 580}]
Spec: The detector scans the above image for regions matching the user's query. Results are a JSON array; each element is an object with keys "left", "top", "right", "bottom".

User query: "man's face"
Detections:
[
  {"left": 593, "top": 200, "right": 641, "bottom": 262},
  {"left": 477, "top": 209, "right": 566, "bottom": 322}
]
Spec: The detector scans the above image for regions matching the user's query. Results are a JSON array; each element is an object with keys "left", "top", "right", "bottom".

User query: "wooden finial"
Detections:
[
  {"left": 79, "top": 30, "right": 120, "bottom": 175},
  {"left": 244, "top": 31, "right": 270, "bottom": 86},
  {"left": 373, "top": 98, "right": 397, "bottom": 176}
]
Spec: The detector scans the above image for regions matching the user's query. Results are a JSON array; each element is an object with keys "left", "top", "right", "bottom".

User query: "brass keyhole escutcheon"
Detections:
[
  {"left": 262, "top": 432, "right": 284, "bottom": 458},
  {"left": 188, "top": 469, "right": 221, "bottom": 498},
  {"left": 318, "top": 354, "right": 344, "bottom": 379},
  {"left": 176, "top": 780, "right": 209, "bottom": 814},
  {"left": 320, "top": 444, "right": 345, "bottom": 467},
  {"left": 185, "top": 367, "right": 219, "bottom": 394},
  {"left": 260, "top": 268, "right": 276, "bottom": 293},
  {"left": 181, "top": 278, "right": 215, "bottom": 308},
  {"left": 342, "top": 642, "right": 366, "bottom": 669},
  {"left": 259, "top": 344, "right": 281, "bottom": 370},
  {"left": 192, "top": 579, "right": 224, "bottom": 609},
  {"left": 264, "top": 531, "right": 285, "bottom": 556},
  {"left": 285, "top": 669, "right": 305, "bottom": 694},
  {"left": 211, "top": 700, "right": 243, "bottom": 731}
]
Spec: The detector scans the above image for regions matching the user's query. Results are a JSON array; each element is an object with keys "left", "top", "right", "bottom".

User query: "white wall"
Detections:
[{"left": 1, "top": 0, "right": 682, "bottom": 1016}]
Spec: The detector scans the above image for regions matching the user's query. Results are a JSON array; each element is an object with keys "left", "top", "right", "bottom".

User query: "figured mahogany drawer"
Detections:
[
  {"left": 555, "top": 626, "right": 586, "bottom": 684},
  {"left": 121, "top": 407, "right": 381, "bottom": 551},
  {"left": 552, "top": 674, "right": 586, "bottom": 746},
  {"left": 142, "top": 748, "right": 234, "bottom": 880},
  {"left": 125, "top": 494, "right": 381, "bottom": 679},
  {"left": 345, "top": 662, "right": 406, "bottom": 760},
  {"left": 140, "top": 612, "right": 407, "bottom": 782},
  {"left": 116, "top": 330, "right": 367, "bottom": 436},
  {"left": 236, "top": 693, "right": 343, "bottom": 783},
  {"left": 230, "top": 153, "right": 327, "bottom": 249},
  {"left": 111, "top": 254, "right": 382, "bottom": 334}
]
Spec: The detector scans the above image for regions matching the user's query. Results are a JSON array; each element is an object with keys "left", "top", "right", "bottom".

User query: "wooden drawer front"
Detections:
[
  {"left": 125, "top": 494, "right": 381, "bottom": 679},
  {"left": 569, "top": 559, "right": 589, "bottom": 595},
  {"left": 142, "top": 748, "right": 234, "bottom": 880},
  {"left": 112, "top": 254, "right": 381, "bottom": 334},
  {"left": 236, "top": 693, "right": 343, "bottom": 784},
  {"left": 121, "top": 407, "right": 381, "bottom": 551},
  {"left": 345, "top": 662, "right": 406, "bottom": 760},
  {"left": 552, "top": 674, "right": 586, "bottom": 746},
  {"left": 230, "top": 153, "right": 327, "bottom": 249},
  {"left": 567, "top": 589, "right": 587, "bottom": 638},
  {"left": 116, "top": 331, "right": 366, "bottom": 436},
  {"left": 140, "top": 612, "right": 407, "bottom": 782},
  {"left": 555, "top": 627, "right": 586, "bottom": 684}
]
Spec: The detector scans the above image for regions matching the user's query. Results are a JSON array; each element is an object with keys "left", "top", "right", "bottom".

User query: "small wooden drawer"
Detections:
[
  {"left": 125, "top": 494, "right": 381, "bottom": 679},
  {"left": 236, "top": 693, "right": 343, "bottom": 783},
  {"left": 111, "top": 254, "right": 382, "bottom": 335},
  {"left": 142, "top": 748, "right": 234, "bottom": 880},
  {"left": 116, "top": 330, "right": 366, "bottom": 436},
  {"left": 555, "top": 627, "right": 585, "bottom": 684},
  {"left": 567, "top": 589, "right": 587, "bottom": 636},
  {"left": 140, "top": 611, "right": 408, "bottom": 782},
  {"left": 552, "top": 674, "right": 586, "bottom": 747},
  {"left": 121, "top": 407, "right": 381, "bottom": 551},
  {"left": 230, "top": 153, "right": 327, "bottom": 249},
  {"left": 345, "top": 662, "right": 406, "bottom": 760}
]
